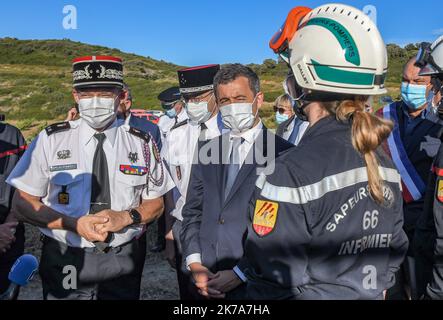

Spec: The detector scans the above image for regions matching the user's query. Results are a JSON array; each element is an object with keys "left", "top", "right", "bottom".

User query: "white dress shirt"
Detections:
[
  {"left": 164, "top": 114, "right": 223, "bottom": 221},
  {"left": 282, "top": 117, "right": 309, "bottom": 146},
  {"left": 7, "top": 118, "right": 175, "bottom": 248}
]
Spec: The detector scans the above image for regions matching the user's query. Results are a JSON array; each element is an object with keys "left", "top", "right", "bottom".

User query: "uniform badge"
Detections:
[
  {"left": 120, "top": 165, "right": 148, "bottom": 176},
  {"left": 57, "top": 150, "right": 71, "bottom": 160},
  {"left": 253, "top": 200, "right": 279, "bottom": 237},
  {"left": 128, "top": 152, "right": 138, "bottom": 164},
  {"left": 49, "top": 164, "right": 77, "bottom": 172},
  {"left": 420, "top": 136, "right": 441, "bottom": 158},
  {"left": 437, "top": 179, "right": 443, "bottom": 203},
  {"left": 58, "top": 186, "right": 69, "bottom": 205}
]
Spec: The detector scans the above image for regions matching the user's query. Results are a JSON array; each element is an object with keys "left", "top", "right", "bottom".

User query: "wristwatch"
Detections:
[{"left": 128, "top": 208, "right": 142, "bottom": 226}]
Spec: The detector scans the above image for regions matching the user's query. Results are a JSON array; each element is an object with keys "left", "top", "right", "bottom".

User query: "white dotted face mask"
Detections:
[{"left": 78, "top": 96, "right": 118, "bottom": 129}]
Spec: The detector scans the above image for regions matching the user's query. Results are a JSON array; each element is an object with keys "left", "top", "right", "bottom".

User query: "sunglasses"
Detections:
[
  {"left": 161, "top": 100, "right": 181, "bottom": 110},
  {"left": 273, "top": 106, "right": 288, "bottom": 114}
]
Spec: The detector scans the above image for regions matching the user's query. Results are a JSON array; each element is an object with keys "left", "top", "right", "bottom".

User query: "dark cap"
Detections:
[
  {"left": 177, "top": 64, "right": 220, "bottom": 95},
  {"left": 158, "top": 87, "right": 181, "bottom": 103},
  {"left": 72, "top": 56, "right": 124, "bottom": 89}
]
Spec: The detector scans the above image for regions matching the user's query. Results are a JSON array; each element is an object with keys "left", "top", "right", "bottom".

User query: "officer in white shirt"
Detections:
[
  {"left": 7, "top": 56, "right": 174, "bottom": 300},
  {"left": 157, "top": 87, "right": 188, "bottom": 145},
  {"left": 150, "top": 87, "right": 189, "bottom": 252},
  {"left": 164, "top": 64, "right": 224, "bottom": 299}
]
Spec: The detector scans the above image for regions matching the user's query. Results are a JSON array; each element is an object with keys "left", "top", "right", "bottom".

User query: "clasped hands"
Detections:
[
  {"left": 189, "top": 263, "right": 243, "bottom": 299},
  {"left": 76, "top": 209, "right": 132, "bottom": 242}
]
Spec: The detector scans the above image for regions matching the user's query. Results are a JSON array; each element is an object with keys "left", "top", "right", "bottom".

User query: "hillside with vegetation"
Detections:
[{"left": 0, "top": 38, "right": 421, "bottom": 138}]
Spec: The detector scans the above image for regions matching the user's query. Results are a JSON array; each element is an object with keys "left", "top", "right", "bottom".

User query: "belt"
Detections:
[{"left": 40, "top": 234, "right": 137, "bottom": 254}]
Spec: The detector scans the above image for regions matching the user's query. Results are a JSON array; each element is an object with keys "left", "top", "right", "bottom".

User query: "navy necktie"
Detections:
[{"left": 224, "top": 137, "right": 243, "bottom": 200}]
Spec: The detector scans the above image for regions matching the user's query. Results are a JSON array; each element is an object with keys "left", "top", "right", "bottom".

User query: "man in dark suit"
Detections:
[
  {"left": 377, "top": 57, "right": 443, "bottom": 299},
  {"left": 180, "top": 64, "right": 293, "bottom": 299}
]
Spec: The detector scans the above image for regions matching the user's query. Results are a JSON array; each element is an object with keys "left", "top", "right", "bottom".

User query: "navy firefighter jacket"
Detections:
[{"left": 239, "top": 116, "right": 409, "bottom": 300}]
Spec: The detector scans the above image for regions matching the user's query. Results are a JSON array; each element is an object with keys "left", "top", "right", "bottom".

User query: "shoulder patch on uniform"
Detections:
[
  {"left": 253, "top": 200, "right": 279, "bottom": 237},
  {"left": 171, "top": 119, "right": 189, "bottom": 131},
  {"left": 437, "top": 179, "right": 443, "bottom": 204},
  {"left": 129, "top": 127, "right": 151, "bottom": 143},
  {"left": 45, "top": 122, "right": 71, "bottom": 136}
]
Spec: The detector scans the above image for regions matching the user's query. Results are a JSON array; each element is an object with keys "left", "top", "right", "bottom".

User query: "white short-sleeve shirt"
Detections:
[
  {"left": 7, "top": 118, "right": 175, "bottom": 248},
  {"left": 163, "top": 114, "right": 223, "bottom": 221}
]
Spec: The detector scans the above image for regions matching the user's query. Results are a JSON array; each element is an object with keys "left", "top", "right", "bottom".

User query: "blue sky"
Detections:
[{"left": 0, "top": 0, "right": 441, "bottom": 66}]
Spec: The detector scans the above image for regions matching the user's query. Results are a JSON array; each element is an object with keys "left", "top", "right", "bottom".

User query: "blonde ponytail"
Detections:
[{"left": 323, "top": 96, "right": 393, "bottom": 204}]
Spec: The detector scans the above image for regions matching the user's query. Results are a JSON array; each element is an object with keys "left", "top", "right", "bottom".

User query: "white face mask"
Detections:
[
  {"left": 78, "top": 96, "right": 117, "bottom": 129},
  {"left": 185, "top": 94, "right": 214, "bottom": 125},
  {"left": 220, "top": 97, "right": 258, "bottom": 134}
]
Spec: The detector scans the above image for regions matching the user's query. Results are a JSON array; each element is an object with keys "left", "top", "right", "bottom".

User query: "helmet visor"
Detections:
[{"left": 269, "top": 6, "right": 312, "bottom": 54}]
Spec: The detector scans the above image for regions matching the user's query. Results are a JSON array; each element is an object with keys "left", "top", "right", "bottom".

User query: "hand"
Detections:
[
  {"left": 207, "top": 270, "right": 243, "bottom": 294},
  {"left": 76, "top": 215, "right": 109, "bottom": 242},
  {"left": 0, "top": 222, "right": 18, "bottom": 253},
  {"left": 66, "top": 107, "right": 78, "bottom": 121},
  {"left": 165, "top": 230, "right": 174, "bottom": 241},
  {"left": 189, "top": 263, "right": 224, "bottom": 299},
  {"left": 94, "top": 210, "right": 133, "bottom": 234}
]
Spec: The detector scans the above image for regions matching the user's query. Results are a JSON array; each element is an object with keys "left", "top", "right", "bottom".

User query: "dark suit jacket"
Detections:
[
  {"left": 378, "top": 101, "right": 443, "bottom": 242},
  {"left": 276, "top": 115, "right": 295, "bottom": 139},
  {"left": 180, "top": 127, "right": 293, "bottom": 273}
]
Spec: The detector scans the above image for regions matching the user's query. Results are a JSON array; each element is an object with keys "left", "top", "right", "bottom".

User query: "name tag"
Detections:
[{"left": 50, "top": 164, "right": 78, "bottom": 172}]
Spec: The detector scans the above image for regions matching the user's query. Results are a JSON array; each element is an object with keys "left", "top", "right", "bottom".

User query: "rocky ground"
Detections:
[{"left": 18, "top": 221, "right": 179, "bottom": 300}]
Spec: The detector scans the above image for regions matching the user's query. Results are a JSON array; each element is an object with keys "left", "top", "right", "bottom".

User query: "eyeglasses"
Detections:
[
  {"left": 273, "top": 106, "right": 287, "bottom": 114},
  {"left": 77, "top": 91, "right": 118, "bottom": 99},
  {"left": 161, "top": 100, "right": 180, "bottom": 110},
  {"left": 184, "top": 91, "right": 213, "bottom": 103}
]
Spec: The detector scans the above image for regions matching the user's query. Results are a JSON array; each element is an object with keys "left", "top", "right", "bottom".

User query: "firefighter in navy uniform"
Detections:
[
  {"left": 414, "top": 36, "right": 443, "bottom": 299},
  {"left": 228, "top": 4, "right": 409, "bottom": 300}
]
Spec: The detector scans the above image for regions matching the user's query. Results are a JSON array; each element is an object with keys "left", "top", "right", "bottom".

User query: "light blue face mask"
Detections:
[
  {"left": 401, "top": 82, "right": 428, "bottom": 110},
  {"left": 275, "top": 112, "right": 289, "bottom": 125},
  {"left": 165, "top": 108, "right": 177, "bottom": 118}
]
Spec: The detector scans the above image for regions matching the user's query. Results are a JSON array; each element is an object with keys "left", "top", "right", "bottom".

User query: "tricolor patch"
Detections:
[
  {"left": 253, "top": 200, "right": 279, "bottom": 237},
  {"left": 438, "top": 179, "right": 443, "bottom": 203},
  {"left": 120, "top": 165, "right": 148, "bottom": 176}
]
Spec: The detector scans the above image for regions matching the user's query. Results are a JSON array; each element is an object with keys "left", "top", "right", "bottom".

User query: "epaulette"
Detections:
[
  {"left": 129, "top": 126, "right": 151, "bottom": 144},
  {"left": 170, "top": 119, "right": 189, "bottom": 131},
  {"left": 45, "top": 122, "right": 71, "bottom": 136}
]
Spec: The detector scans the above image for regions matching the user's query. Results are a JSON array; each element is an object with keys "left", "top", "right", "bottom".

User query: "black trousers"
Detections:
[
  {"left": 172, "top": 220, "right": 202, "bottom": 300},
  {"left": 39, "top": 234, "right": 146, "bottom": 300},
  {"left": 0, "top": 223, "right": 25, "bottom": 299}
]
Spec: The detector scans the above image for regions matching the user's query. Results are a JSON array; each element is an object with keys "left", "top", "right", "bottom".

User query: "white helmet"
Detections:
[
  {"left": 288, "top": 3, "right": 388, "bottom": 96},
  {"left": 418, "top": 36, "right": 443, "bottom": 77}
]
